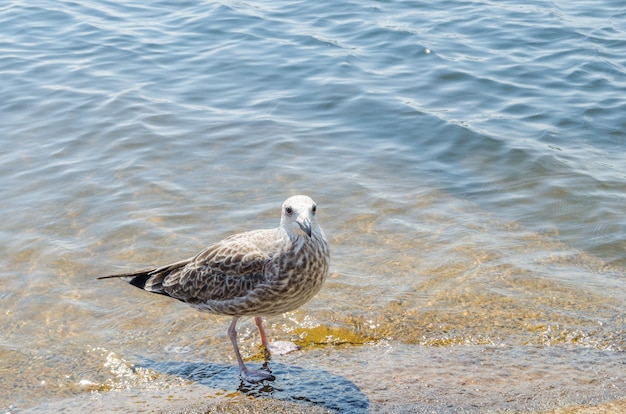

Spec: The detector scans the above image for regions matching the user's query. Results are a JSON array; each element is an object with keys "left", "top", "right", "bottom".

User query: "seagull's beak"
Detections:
[{"left": 297, "top": 217, "right": 312, "bottom": 237}]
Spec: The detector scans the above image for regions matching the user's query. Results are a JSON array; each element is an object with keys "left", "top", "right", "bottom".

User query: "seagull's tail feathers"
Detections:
[{"left": 97, "top": 258, "right": 191, "bottom": 297}]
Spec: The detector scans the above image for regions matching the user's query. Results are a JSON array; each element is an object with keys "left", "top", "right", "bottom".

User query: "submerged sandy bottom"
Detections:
[{"left": 4, "top": 190, "right": 626, "bottom": 413}]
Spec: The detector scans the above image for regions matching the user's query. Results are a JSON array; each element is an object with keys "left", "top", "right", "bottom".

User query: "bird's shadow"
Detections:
[{"left": 136, "top": 358, "right": 369, "bottom": 413}]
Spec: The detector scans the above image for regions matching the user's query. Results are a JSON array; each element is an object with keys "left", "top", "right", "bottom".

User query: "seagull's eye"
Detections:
[
  {"left": 285, "top": 206, "right": 294, "bottom": 216},
  {"left": 311, "top": 205, "right": 317, "bottom": 215}
]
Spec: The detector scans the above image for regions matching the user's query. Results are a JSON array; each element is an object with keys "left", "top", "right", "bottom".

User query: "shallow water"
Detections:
[{"left": 1, "top": 0, "right": 626, "bottom": 412}]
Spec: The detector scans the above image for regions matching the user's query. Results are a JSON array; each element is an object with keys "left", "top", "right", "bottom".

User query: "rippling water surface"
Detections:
[{"left": 1, "top": 0, "right": 626, "bottom": 412}]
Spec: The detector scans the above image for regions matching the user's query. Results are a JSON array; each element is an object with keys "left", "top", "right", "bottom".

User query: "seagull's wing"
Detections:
[
  {"left": 158, "top": 229, "right": 279, "bottom": 304},
  {"left": 97, "top": 229, "right": 280, "bottom": 305}
]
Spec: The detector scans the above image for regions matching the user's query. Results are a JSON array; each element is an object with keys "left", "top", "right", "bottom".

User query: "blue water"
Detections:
[{"left": 1, "top": 0, "right": 626, "bottom": 412}]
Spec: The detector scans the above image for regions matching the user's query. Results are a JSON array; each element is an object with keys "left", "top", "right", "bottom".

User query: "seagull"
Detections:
[{"left": 98, "top": 195, "right": 330, "bottom": 383}]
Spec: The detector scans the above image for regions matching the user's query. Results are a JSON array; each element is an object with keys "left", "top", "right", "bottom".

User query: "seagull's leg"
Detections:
[
  {"left": 228, "top": 316, "right": 275, "bottom": 383},
  {"left": 254, "top": 315, "right": 300, "bottom": 356},
  {"left": 254, "top": 316, "right": 271, "bottom": 352}
]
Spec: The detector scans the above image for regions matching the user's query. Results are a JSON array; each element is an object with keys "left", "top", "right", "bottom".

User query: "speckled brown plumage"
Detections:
[{"left": 98, "top": 195, "right": 330, "bottom": 383}]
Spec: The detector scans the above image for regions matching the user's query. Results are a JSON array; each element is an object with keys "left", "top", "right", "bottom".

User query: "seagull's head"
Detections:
[{"left": 280, "top": 195, "right": 319, "bottom": 238}]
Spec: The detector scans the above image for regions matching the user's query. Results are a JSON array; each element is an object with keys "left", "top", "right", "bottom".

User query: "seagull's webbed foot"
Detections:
[
  {"left": 267, "top": 340, "right": 299, "bottom": 356},
  {"left": 240, "top": 366, "right": 275, "bottom": 383}
]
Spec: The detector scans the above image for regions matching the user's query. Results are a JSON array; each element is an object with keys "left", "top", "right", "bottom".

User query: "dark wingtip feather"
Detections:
[
  {"left": 98, "top": 271, "right": 170, "bottom": 297},
  {"left": 127, "top": 273, "right": 153, "bottom": 290},
  {"left": 98, "top": 258, "right": 190, "bottom": 298},
  {"left": 96, "top": 274, "right": 124, "bottom": 280},
  {"left": 96, "top": 271, "right": 151, "bottom": 283}
]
